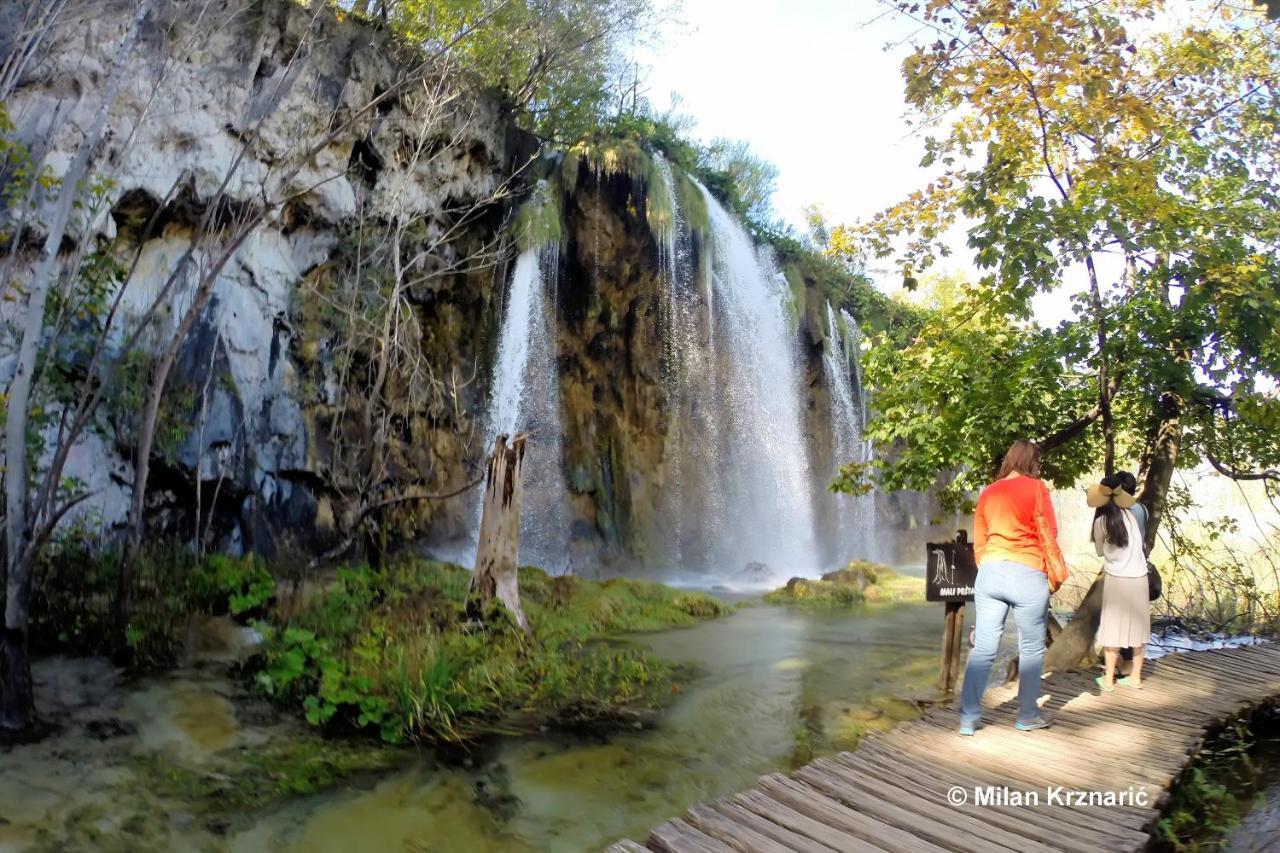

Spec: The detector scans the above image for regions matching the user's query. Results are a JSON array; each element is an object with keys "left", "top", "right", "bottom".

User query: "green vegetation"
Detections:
[
  {"left": 26, "top": 536, "right": 272, "bottom": 669},
  {"left": 248, "top": 559, "right": 729, "bottom": 744},
  {"left": 131, "top": 734, "right": 403, "bottom": 816},
  {"left": 189, "top": 554, "right": 276, "bottom": 618},
  {"left": 828, "top": 0, "right": 1280, "bottom": 533},
  {"left": 764, "top": 562, "right": 923, "bottom": 608},
  {"left": 1155, "top": 711, "right": 1280, "bottom": 851}
]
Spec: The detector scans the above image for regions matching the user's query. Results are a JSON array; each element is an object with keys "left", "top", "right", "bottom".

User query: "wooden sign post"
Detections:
[{"left": 927, "top": 534, "right": 978, "bottom": 694}]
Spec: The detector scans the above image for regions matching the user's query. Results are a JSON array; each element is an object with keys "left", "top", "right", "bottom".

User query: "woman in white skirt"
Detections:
[{"left": 1089, "top": 474, "right": 1150, "bottom": 691}]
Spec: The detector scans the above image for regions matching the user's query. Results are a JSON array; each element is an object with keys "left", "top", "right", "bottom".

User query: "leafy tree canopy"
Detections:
[
  {"left": 829, "top": 0, "right": 1280, "bottom": 519},
  {"left": 345, "top": 0, "right": 662, "bottom": 141}
]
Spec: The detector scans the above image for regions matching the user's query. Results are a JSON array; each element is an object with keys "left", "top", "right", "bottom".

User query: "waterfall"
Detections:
[
  {"left": 477, "top": 160, "right": 875, "bottom": 583},
  {"left": 481, "top": 247, "right": 572, "bottom": 572},
  {"left": 823, "top": 303, "right": 878, "bottom": 564},
  {"left": 655, "top": 186, "right": 820, "bottom": 581}
]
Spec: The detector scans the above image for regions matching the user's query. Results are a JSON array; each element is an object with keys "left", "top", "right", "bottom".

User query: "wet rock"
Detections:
[
  {"left": 84, "top": 718, "right": 138, "bottom": 741},
  {"left": 735, "top": 562, "right": 772, "bottom": 585}
]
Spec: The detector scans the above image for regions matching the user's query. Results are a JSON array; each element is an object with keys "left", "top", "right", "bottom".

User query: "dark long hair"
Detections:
[
  {"left": 1092, "top": 472, "right": 1131, "bottom": 548},
  {"left": 996, "top": 439, "right": 1042, "bottom": 480}
]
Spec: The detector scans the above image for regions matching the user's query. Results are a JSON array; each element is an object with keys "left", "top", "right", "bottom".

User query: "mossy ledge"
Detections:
[
  {"left": 245, "top": 559, "right": 730, "bottom": 745},
  {"left": 764, "top": 561, "right": 924, "bottom": 608}
]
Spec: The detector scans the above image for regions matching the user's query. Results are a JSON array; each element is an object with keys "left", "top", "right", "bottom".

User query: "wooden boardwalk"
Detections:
[{"left": 609, "top": 644, "right": 1280, "bottom": 852}]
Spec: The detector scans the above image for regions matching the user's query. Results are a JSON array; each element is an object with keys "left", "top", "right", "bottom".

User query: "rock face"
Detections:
[
  {"left": 4, "top": 0, "right": 514, "bottom": 559},
  {"left": 2, "top": 0, "right": 942, "bottom": 571}
]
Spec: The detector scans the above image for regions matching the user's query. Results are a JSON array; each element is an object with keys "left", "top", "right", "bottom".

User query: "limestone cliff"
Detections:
[
  {"left": 3, "top": 0, "right": 514, "bottom": 559},
  {"left": 2, "top": 0, "right": 930, "bottom": 572}
]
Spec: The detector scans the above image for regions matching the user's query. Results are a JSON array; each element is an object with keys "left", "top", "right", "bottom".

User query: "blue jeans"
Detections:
[{"left": 959, "top": 560, "right": 1049, "bottom": 727}]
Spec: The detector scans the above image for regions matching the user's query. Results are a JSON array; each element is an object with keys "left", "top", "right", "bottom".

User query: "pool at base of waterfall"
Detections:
[{"left": 2, "top": 596, "right": 945, "bottom": 853}]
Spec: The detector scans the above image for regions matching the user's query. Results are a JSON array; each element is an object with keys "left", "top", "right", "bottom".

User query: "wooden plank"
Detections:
[
  {"left": 809, "top": 757, "right": 1061, "bottom": 853},
  {"left": 859, "top": 739, "right": 1152, "bottom": 844},
  {"left": 844, "top": 749, "right": 1135, "bottom": 852},
  {"left": 757, "top": 774, "right": 948, "bottom": 853},
  {"left": 605, "top": 842, "right": 653, "bottom": 853},
  {"left": 731, "top": 789, "right": 881, "bottom": 853},
  {"left": 704, "top": 801, "right": 837, "bottom": 853},
  {"left": 796, "top": 763, "right": 1021, "bottom": 853},
  {"left": 683, "top": 803, "right": 805, "bottom": 853},
  {"left": 649, "top": 818, "right": 736, "bottom": 853}
]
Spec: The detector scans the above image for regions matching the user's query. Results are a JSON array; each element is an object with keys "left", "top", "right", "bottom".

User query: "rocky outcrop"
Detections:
[
  {"left": 3, "top": 0, "right": 513, "bottom": 558},
  {"left": 3, "top": 0, "right": 942, "bottom": 572}
]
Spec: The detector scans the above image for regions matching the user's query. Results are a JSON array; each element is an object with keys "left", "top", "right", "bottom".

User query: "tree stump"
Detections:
[{"left": 469, "top": 433, "right": 529, "bottom": 632}]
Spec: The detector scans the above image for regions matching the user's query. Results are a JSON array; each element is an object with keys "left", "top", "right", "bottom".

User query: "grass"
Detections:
[
  {"left": 763, "top": 561, "right": 924, "bottom": 608},
  {"left": 247, "top": 559, "right": 730, "bottom": 745}
]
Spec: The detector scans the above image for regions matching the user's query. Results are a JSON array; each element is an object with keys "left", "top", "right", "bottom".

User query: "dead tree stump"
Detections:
[{"left": 468, "top": 433, "right": 529, "bottom": 632}]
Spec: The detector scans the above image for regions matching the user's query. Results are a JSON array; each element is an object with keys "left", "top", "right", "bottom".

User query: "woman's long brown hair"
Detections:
[{"left": 995, "top": 439, "right": 1042, "bottom": 480}]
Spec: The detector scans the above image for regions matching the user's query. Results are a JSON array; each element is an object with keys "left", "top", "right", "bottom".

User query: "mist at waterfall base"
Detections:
[{"left": 474, "top": 169, "right": 890, "bottom": 587}]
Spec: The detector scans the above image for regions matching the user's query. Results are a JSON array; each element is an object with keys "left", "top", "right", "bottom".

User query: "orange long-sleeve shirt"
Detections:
[{"left": 973, "top": 475, "right": 1065, "bottom": 573}]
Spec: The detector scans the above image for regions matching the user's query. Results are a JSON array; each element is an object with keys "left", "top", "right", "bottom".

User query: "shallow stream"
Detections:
[{"left": 0, "top": 596, "right": 944, "bottom": 852}]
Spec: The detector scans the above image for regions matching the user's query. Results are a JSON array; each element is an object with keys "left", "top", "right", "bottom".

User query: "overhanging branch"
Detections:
[
  {"left": 1205, "top": 451, "right": 1280, "bottom": 482},
  {"left": 1038, "top": 373, "right": 1123, "bottom": 454}
]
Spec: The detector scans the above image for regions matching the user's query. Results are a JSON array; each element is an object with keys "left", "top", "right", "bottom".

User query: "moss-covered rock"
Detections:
[{"left": 763, "top": 561, "right": 924, "bottom": 608}]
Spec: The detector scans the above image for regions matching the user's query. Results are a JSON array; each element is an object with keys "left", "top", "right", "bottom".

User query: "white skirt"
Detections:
[{"left": 1098, "top": 573, "right": 1150, "bottom": 648}]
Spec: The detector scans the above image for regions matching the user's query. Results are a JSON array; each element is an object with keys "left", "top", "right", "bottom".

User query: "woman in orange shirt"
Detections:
[{"left": 958, "top": 439, "right": 1068, "bottom": 735}]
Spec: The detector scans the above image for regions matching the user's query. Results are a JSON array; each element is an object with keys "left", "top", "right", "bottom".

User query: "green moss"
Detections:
[
  {"left": 764, "top": 561, "right": 924, "bottom": 608},
  {"left": 675, "top": 170, "right": 709, "bottom": 237},
  {"left": 131, "top": 734, "right": 401, "bottom": 815},
  {"left": 511, "top": 177, "right": 564, "bottom": 252},
  {"left": 248, "top": 560, "right": 728, "bottom": 744}
]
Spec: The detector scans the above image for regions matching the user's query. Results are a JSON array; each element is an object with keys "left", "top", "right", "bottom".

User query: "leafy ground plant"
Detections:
[{"left": 247, "top": 560, "right": 729, "bottom": 744}]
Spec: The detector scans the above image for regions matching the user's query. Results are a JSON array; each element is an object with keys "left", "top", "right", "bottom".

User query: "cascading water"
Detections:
[
  {"left": 823, "top": 302, "right": 879, "bottom": 564},
  {"left": 654, "top": 186, "right": 820, "bottom": 581},
  {"left": 479, "top": 160, "right": 876, "bottom": 584},
  {"left": 481, "top": 246, "right": 572, "bottom": 572}
]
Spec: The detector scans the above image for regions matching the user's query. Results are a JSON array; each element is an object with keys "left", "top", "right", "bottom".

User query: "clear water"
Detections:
[{"left": 219, "top": 598, "right": 940, "bottom": 852}]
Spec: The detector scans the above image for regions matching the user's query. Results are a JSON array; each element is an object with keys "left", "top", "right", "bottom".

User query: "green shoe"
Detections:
[
  {"left": 1095, "top": 676, "right": 1115, "bottom": 693},
  {"left": 1117, "top": 676, "right": 1143, "bottom": 690}
]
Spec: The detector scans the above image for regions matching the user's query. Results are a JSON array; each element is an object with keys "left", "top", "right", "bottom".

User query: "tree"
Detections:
[
  {"left": 833, "top": 0, "right": 1280, "bottom": 520},
  {"left": 697, "top": 137, "right": 779, "bottom": 230},
  {"left": 831, "top": 0, "right": 1280, "bottom": 666},
  {"left": 379, "top": 0, "right": 662, "bottom": 141},
  {"left": 0, "top": 0, "right": 156, "bottom": 731},
  {"left": 468, "top": 433, "right": 529, "bottom": 630}
]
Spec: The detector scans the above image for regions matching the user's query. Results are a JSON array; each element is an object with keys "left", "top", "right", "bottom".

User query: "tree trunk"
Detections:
[
  {"left": 1138, "top": 390, "right": 1183, "bottom": 553},
  {"left": 2, "top": 0, "right": 151, "bottom": 727},
  {"left": 1041, "top": 570, "right": 1105, "bottom": 674},
  {"left": 468, "top": 434, "right": 529, "bottom": 631},
  {"left": 1041, "top": 391, "right": 1183, "bottom": 674},
  {"left": 0, "top": 551, "right": 34, "bottom": 730}
]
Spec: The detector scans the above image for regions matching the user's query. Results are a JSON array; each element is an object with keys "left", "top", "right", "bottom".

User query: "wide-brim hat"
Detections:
[{"left": 1086, "top": 482, "right": 1137, "bottom": 509}]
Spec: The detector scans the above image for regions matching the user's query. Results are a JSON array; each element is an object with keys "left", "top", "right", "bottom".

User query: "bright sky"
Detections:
[
  {"left": 639, "top": 1, "right": 1213, "bottom": 322},
  {"left": 643, "top": 0, "right": 932, "bottom": 240}
]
